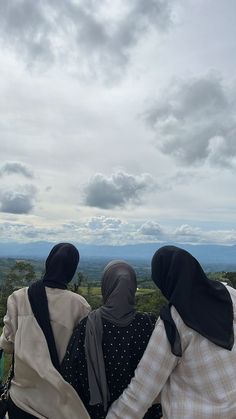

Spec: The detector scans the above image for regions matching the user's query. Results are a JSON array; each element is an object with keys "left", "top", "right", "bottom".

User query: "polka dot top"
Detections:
[{"left": 61, "top": 312, "right": 162, "bottom": 419}]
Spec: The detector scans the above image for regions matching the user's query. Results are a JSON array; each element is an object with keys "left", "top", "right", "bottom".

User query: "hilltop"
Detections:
[{"left": 0, "top": 241, "right": 236, "bottom": 272}]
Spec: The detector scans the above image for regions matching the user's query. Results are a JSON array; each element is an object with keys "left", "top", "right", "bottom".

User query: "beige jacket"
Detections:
[
  {"left": 0, "top": 286, "right": 91, "bottom": 419},
  {"left": 106, "top": 286, "right": 236, "bottom": 419}
]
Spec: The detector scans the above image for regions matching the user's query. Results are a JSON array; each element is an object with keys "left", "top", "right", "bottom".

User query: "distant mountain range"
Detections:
[{"left": 0, "top": 241, "right": 236, "bottom": 271}]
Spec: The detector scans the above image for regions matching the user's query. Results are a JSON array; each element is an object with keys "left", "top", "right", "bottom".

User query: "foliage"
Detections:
[
  {"left": 207, "top": 271, "right": 236, "bottom": 289},
  {"left": 222, "top": 272, "right": 236, "bottom": 289},
  {"left": 0, "top": 261, "right": 36, "bottom": 326},
  {"left": 4, "top": 261, "right": 36, "bottom": 292},
  {"left": 75, "top": 285, "right": 166, "bottom": 316},
  {"left": 136, "top": 289, "right": 166, "bottom": 316}
]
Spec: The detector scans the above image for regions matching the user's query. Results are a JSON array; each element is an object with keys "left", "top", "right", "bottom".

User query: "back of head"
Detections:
[
  {"left": 151, "top": 245, "right": 203, "bottom": 300},
  {"left": 151, "top": 245, "right": 234, "bottom": 352},
  {"left": 100, "top": 260, "right": 137, "bottom": 326},
  {"left": 101, "top": 260, "right": 137, "bottom": 302},
  {"left": 43, "top": 243, "right": 80, "bottom": 289}
]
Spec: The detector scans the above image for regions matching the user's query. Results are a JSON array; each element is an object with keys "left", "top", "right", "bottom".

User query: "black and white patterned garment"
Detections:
[{"left": 61, "top": 312, "right": 162, "bottom": 419}]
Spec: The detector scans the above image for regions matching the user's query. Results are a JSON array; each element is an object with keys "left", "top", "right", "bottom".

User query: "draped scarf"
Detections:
[
  {"left": 28, "top": 243, "right": 80, "bottom": 371},
  {"left": 84, "top": 260, "right": 137, "bottom": 410},
  {"left": 151, "top": 246, "right": 234, "bottom": 357}
]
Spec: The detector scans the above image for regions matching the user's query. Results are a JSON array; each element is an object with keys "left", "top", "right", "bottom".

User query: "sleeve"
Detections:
[
  {"left": 106, "top": 318, "right": 178, "bottom": 419},
  {"left": 61, "top": 319, "right": 88, "bottom": 397},
  {"left": 77, "top": 295, "right": 91, "bottom": 321},
  {"left": 0, "top": 293, "right": 18, "bottom": 353},
  {"left": 147, "top": 312, "right": 157, "bottom": 329}
]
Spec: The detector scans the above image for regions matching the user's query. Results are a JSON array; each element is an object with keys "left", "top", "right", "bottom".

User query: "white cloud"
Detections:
[
  {"left": 145, "top": 74, "right": 236, "bottom": 167},
  {"left": 83, "top": 171, "right": 155, "bottom": 209},
  {"left": 0, "top": 1, "right": 236, "bottom": 248},
  {"left": 86, "top": 216, "right": 122, "bottom": 231},
  {"left": 174, "top": 224, "right": 202, "bottom": 241},
  {"left": 139, "top": 220, "right": 163, "bottom": 237},
  {"left": 1, "top": 218, "right": 236, "bottom": 246}
]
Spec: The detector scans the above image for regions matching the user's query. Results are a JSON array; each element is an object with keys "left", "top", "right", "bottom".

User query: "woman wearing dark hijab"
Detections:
[
  {"left": 106, "top": 246, "right": 236, "bottom": 419},
  {"left": 0, "top": 243, "right": 91, "bottom": 419},
  {"left": 61, "top": 260, "right": 162, "bottom": 419}
]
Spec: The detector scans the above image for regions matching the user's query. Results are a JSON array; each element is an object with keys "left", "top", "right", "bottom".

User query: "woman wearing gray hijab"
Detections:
[{"left": 61, "top": 260, "right": 162, "bottom": 419}]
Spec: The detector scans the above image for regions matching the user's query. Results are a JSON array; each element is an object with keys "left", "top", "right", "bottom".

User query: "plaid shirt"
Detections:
[{"left": 106, "top": 286, "right": 236, "bottom": 419}]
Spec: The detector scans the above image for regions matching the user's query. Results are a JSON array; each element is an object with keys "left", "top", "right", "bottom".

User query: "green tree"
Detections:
[
  {"left": 136, "top": 289, "right": 166, "bottom": 317},
  {"left": 0, "top": 261, "right": 36, "bottom": 326},
  {"left": 222, "top": 272, "right": 236, "bottom": 289},
  {"left": 70, "top": 271, "right": 88, "bottom": 294},
  {"left": 4, "top": 261, "right": 36, "bottom": 293}
]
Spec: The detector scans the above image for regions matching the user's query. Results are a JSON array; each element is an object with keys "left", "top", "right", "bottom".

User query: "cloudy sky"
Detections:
[{"left": 1, "top": 0, "right": 236, "bottom": 246}]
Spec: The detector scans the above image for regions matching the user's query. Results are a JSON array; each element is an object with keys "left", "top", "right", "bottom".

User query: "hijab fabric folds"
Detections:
[
  {"left": 85, "top": 260, "right": 137, "bottom": 411},
  {"left": 151, "top": 245, "right": 234, "bottom": 357},
  {"left": 43, "top": 242, "right": 80, "bottom": 289},
  {"left": 28, "top": 243, "right": 80, "bottom": 371}
]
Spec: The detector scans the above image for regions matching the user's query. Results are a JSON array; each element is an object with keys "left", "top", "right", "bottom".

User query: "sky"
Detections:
[{"left": 1, "top": 0, "right": 236, "bottom": 246}]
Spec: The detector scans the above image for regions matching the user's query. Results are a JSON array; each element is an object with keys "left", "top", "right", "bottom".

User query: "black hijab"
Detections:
[
  {"left": 28, "top": 243, "right": 80, "bottom": 371},
  {"left": 152, "top": 245, "right": 234, "bottom": 357},
  {"left": 42, "top": 242, "right": 80, "bottom": 289}
]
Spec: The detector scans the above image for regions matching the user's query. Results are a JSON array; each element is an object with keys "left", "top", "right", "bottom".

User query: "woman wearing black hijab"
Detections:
[
  {"left": 61, "top": 260, "right": 162, "bottom": 419},
  {"left": 106, "top": 246, "right": 236, "bottom": 419},
  {"left": 0, "top": 243, "right": 91, "bottom": 419}
]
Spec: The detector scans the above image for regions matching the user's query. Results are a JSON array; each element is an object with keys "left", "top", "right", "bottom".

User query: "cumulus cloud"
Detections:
[
  {"left": 0, "top": 161, "right": 34, "bottom": 178},
  {"left": 86, "top": 216, "right": 122, "bottom": 231},
  {"left": 0, "top": 185, "right": 37, "bottom": 214},
  {"left": 83, "top": 171, "right": 155, "bottom": 209},
  {"left": 139, "top": 220, "right": 163, "bottom": 237},
  {"left": 0, "top": 0, "right": 172, "bottom": 79},
  {"left": 174, "top": 224, "right": 202, "bottom": 242},
  {"left": 1, "top": 218, "right": 236, "bottom": 246},
  {"left": 145, "top": 75, "right": 236, "bottom": 167},
  {"left": 173, "top": 224, "right": 236, "bottom": 245}
]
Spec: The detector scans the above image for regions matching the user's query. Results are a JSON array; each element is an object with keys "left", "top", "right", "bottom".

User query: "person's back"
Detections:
[
  {"left": 62, "top": 312, "right": 161, "bottom": 418},
  {"left": 106, "top": 246, "right": 236, "bottom": 419},
  {"left": 0, "top": 243, "right": 91, "bottom": 419},
  {"left": 161, "top": 288, "right": 236, "bottom": 418},
  {"left": 62, "top": 260, "right": 162, "bottom": 419}
]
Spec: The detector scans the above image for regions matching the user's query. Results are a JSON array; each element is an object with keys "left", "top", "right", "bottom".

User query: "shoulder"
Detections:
[
  {"left": 134, "top": 312, "right": 157, "bottom": 324},
  {"left": 7, "top": 287, "right": 28, "bottom": 304},
  {"left": 4, "top": 287, "right": 31, "bottom": 318},
  {"left": 62, "top": 291, "right": 91, "bottom": 321},
  {"left": 66, "top": 290, "right": 90, "bottom": 307},
  {"left": 48, "top": 288, "right": 91, "bottom": 311},
  {"left": 226, "top": 285, "right": 236, "bottom": 299},
  {"left": 72, "top": 316, "right": 88, "bottom": 341},
  {"left": 170, "top": 305, "right": 188, "bottom": 332}
]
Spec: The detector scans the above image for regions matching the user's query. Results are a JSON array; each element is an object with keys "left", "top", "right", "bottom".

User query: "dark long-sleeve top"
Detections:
[{"left": 61, "top": 312, "right": 162, "bottom": 419}]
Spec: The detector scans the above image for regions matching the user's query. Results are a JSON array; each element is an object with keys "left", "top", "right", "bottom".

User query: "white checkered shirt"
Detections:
[{"left": 106, "top": 286, "right": 236, "bottom": 419}]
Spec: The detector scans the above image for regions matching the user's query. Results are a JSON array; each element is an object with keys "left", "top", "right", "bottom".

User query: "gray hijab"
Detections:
[{"left": 84, "top": 260, "right": 137, "bottom": 411}]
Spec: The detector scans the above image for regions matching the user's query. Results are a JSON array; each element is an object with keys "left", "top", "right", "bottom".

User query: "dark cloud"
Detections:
[
  {"left": 145, "top": 75, "right": 236, "bottom": 167},
  {"left": 83, "top": 171, "right": 154, "bottom": 209},
  {"left": 0, "top": 0, "right": 172, "bottom": 78},
  {"left": 0, "top": 185, "right": 37, "bottom": 214},
  {"left": 0, "top": 161, "right": 34, "bottom": 178},
  {"left": 0, "top": 1, "right": 53, "bottom": 63}
]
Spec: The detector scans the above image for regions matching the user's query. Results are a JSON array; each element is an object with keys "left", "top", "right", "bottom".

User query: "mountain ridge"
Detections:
[{"left": 0, "top": 241, "right": 236, "bottom": 266}]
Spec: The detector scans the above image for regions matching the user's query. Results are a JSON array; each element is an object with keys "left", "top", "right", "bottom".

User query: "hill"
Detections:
[{"left": 0, "top": 241, "right": 236, "bottom": 272}]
